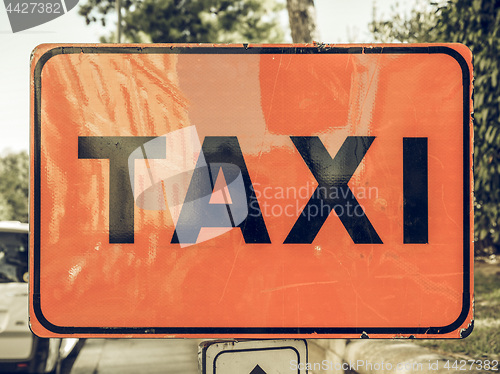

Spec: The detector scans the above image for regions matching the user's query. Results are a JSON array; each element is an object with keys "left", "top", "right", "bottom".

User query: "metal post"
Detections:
[{"left": 116, "top": 0, "right": 122, "bottom": 43}]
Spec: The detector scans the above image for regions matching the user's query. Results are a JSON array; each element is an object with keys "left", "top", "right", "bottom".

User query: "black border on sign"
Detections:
[{"left": 32, "top": 45, "right": 472, "bottom": 336}]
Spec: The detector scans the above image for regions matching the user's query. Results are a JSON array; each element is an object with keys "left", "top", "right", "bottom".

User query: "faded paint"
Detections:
[{"left": 30, "top": 44, "right": 473, "bottom": 339}]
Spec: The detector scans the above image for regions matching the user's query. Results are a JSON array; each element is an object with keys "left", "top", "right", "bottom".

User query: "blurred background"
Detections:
[{"left": 0, "top": 0, "right": 498, "bottom": 373}]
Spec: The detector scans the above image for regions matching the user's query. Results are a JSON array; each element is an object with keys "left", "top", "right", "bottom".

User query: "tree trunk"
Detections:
[{"left": 286, "top": 0, "right": 319, "bottom": 43}]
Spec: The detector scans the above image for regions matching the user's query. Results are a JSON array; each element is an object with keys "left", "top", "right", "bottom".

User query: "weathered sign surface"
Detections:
[{"left": 30, "top": 44, "right": 473, "bottom": 338}]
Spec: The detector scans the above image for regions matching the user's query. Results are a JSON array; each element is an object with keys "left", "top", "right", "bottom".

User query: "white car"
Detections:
[{"left": 0, "top": 221, "right": 79, "bottom": 373}]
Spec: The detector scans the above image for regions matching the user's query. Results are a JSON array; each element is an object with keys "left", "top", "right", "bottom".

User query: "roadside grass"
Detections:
[{"left": 418, "top": 261, "right": 500, "bottom": 361}]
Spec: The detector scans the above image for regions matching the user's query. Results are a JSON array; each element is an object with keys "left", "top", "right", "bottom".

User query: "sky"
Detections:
[{"left": 0, "top": 0, "right": 415, "bottom": 154}]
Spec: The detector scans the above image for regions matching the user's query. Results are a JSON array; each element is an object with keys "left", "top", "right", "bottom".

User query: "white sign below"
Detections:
[{"left": 199, "top": 339, "right": 308, "bottom": 374}]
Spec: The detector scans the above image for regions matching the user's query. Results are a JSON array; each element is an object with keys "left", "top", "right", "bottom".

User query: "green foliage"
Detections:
[
  {"left": 371, "top": 0, "right": 500, "bottom": 255},
  {"left": 370, "top": 1, "right": 437, "bottom": 43},
  {"left": 79, "top": 0, "right": 285, "bottom": 43},
  {"left": 0, "top": 151, "right": 29, "bottom": 223}
]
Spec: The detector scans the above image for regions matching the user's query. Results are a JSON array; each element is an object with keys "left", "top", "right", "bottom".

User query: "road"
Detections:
[{"left": 68, "top": 338, "right": 200, "bottom": 374}]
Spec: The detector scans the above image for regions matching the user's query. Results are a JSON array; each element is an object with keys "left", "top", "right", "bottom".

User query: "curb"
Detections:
[{"left": 308, "top": 340, "right": 489, "bottom": 374}]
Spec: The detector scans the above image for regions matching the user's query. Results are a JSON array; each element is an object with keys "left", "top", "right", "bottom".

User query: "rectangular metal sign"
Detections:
[
  {"left": 199, "top": 339, "right": 307, "bottom": 374},
  {"left": 30, "top": 43, "right": 473, "bottom": 338}
]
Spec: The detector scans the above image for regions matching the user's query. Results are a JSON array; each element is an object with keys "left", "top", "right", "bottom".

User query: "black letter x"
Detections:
[{"left": 284, "top": 136, "right": 382, "bottom": 244}]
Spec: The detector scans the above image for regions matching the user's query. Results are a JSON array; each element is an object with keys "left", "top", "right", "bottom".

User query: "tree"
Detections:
[
  {"left": 369, "top": 1, "right": 437, "bottom": 43},
  {"left": 286, "top": 0, "right": 319, "bottom": 42},
  {"left": 371, "top": 0, "right": 500, "bottom": 255},
  {"left": 0, "top": 151, "right": 29, "bottom": 223},
  {"left": 79, "top": 0, "right": 286, "bottom": 43}
]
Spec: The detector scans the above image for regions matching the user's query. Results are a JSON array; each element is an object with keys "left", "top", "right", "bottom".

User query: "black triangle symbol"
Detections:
[{"left": 249, "top": 364, "right": 267, "bottom": 374}]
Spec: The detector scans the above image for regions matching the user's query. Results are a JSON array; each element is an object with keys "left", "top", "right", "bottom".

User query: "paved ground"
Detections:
[{"left": 69, "top": 339, "right": 200, "bottom": 374}]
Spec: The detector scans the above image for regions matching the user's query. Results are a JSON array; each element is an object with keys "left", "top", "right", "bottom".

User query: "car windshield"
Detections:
[{"left": 0, "top": 231, "right": 28, "bottom": 283}]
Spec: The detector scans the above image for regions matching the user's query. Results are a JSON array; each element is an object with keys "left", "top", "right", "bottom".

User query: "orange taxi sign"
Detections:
[{"left": 30, "top": 44, "right": 473, "bottom": 338}]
